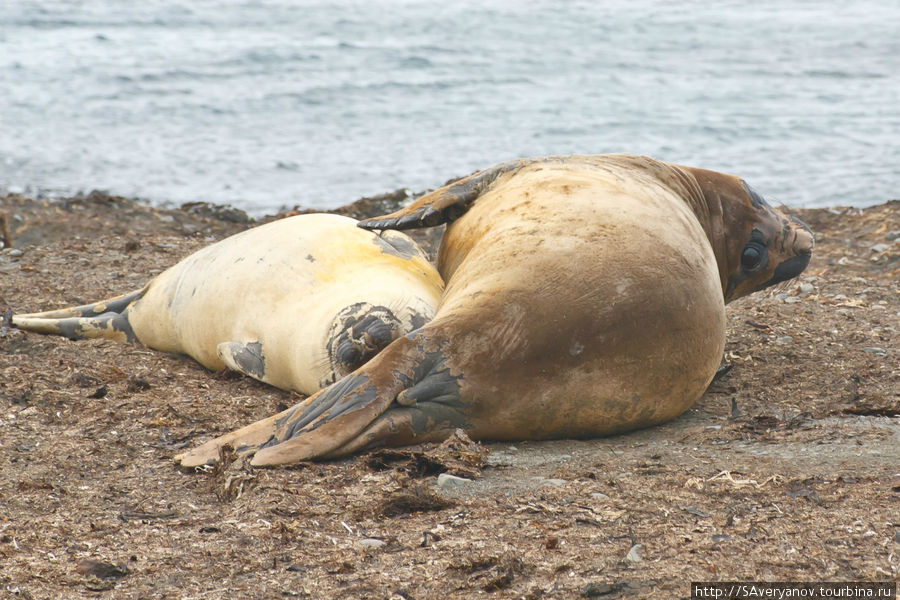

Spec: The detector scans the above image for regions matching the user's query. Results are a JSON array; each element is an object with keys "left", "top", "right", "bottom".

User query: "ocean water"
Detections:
[{"left": 1, "top": 0, "right": 898, "bottom": 215}]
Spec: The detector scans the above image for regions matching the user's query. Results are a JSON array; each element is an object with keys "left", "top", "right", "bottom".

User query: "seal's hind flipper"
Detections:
[
  {"left": 174, "top": 407, "right": 293, "bottom": 467},
  {"left": 358, "top": 159, "right": 530, "bottom": 231},
  {"left": 13, "top": 287, "right": 147, "bottom": 320},
  {"left": 250, "top": 372, "right": 398, "bottom": 465},
  {"left": 11, "top": 312, "right": 136, "bottom": 342},
  {"left": 175, "top": 330, "right": 465, "bottom": 467},
  {"left": 252, "top": 333, "right": 465, "bottom": 465},
  {"left": 174, "top": 369, "right": 398, "bottom": 467},
  {"left": 13, "top": 287, "right": 147, "bottom": 342},
  {"left": 217, "top": 341, "right": 267, "bottom": 381}
]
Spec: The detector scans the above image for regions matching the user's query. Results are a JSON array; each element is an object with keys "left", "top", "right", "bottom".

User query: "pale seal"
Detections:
[
  {"left": 174, "top": 154, "right": 815, "bottom": 467},
  {"left": 13, "top": 213, "right": 444, "bottom": 395}
]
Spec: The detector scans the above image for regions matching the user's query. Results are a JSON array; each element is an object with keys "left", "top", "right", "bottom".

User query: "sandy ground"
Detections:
[{"left": 0, "top": 190, "right": 897, "bottom": 600}]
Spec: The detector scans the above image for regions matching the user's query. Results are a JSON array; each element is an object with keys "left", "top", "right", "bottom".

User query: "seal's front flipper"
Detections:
[
  {"left": 217, "top": 341, "right": 266, "bottom": 381},
  {"left": 358, "top": 159, "right": 529, "bottom": 231},
  {"left": 11, "top": 312, "right": 136, "bottom": 342}
]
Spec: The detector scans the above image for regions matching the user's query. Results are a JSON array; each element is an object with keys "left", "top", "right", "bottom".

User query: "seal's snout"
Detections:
[
  {"left": 770, "top": 214, "right": 814, "bottom": 285},
  {"left": 789, "top": 215, "right": 815, "bottom": 254}
]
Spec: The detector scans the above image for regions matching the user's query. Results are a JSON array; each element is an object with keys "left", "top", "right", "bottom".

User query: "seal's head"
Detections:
[
  {"left": 721, "top": 183, "right": 813, "bottom": 302},
  {"left": 683, "top": 167, "right": 815, "bottom": 304}
]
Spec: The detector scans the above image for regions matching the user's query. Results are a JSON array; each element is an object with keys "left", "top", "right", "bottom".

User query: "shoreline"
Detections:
[
  {"left": 2, "top": 183, "right": 897, "bottom": 226},
  {"left": 1, "top": 186, "right": 897, "bottom": 252}
]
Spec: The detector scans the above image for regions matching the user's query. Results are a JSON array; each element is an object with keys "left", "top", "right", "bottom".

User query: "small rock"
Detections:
[
  {"left": 126, "top": 376, "right": 151, "bottom": 393},
  {"left": 775, "top": 336, "right": 793, "bottom": 344},
  {"left": 5, "top": 248, "right": 23, "bottom": 257},
  {"left": 436, "top": 473, "right": 472, "bottom": 490},
  {"left": 591, "top": 492, "right": 610, "bottom": 501},
  {"left": 798, "top": 283, "right": 815, "bottom": 295},
  {"left": 886, "top": 230, "right": 900, "bottom": 242},
  {"left": 358, "top": 538, "right": 386, "bottom": 549},
  {"left": 88, "top": 385, "right": 108, "bottom": 399},
  {"left": 541, "top": 478, "right": 567, "bottom": 487},
  {"left": 75, "top": 559, "right": 128, "bottom": 579},
  {"left": 681, "top": 505, "right": 710, "bottom": 518},
  {"left": 583, "top": 582, "right": 618, "bottom": 597},
  {"left": 17, "top": 406, "right": 37, "bottom": 417},
  {"left": 870, "top": 243, "right": 889, "bottom": 253},
  {"left": 625, "top": 544, "right": 643, "bottom": 563},
  {"left": 863, "top": 347, "right": 886, "bottom": 356},
  {"left": 507, "top": 445, "right": 518, "bottom": 453},
  {"left": 871, "top": 305, "right": 886, "bottom": 311},
  {"left": 784, "top": 297, "right": 801, "bottom": 304},
  {"left": 775, "top": 293, "right": 790, "bottom": 300}
]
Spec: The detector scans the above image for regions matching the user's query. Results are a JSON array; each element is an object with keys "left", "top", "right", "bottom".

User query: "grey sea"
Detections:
[{"left": 1, "top": 0, "right": 898, "bottom": 215}]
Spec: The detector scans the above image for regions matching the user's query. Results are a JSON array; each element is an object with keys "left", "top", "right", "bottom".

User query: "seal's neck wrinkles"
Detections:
[{"left": 654, "top": 163, "right": 733, "bottom": 298}]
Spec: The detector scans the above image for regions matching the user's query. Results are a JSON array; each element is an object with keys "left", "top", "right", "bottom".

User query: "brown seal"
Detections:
[
  {"left": 176, "top": 154, "right": 814, "bottom": 467},
  {"left": 13, "top": 213, "right": 443, "bottom": 395}
]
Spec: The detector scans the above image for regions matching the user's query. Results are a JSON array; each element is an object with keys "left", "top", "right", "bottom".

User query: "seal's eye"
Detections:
[{"left": 741, "top": 244, "right": 763, "bottom": 271}]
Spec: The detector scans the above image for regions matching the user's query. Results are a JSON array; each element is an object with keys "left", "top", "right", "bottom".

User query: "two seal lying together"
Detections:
[{"left": 174, "top": 154, "right": 814, "bottom": 467}]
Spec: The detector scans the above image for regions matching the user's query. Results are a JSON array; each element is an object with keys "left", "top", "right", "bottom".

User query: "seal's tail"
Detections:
[
  {"left": 175, "top": 328, "right": 464, "bottom": 467},
  {"left": 11, "top": 287, "right": 147, "bottom": 342}
]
